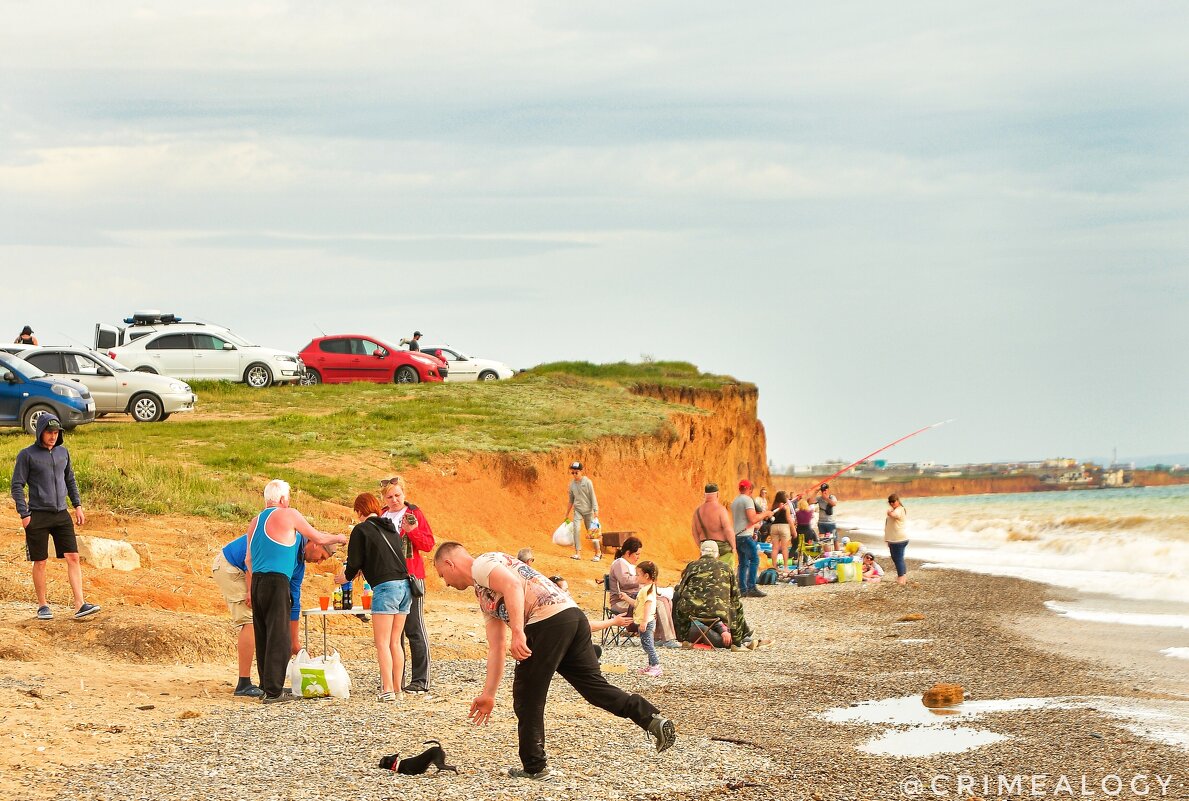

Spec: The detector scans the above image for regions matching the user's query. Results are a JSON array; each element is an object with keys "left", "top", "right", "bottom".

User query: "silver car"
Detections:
[{"left": 18, "top": 347, "right": 197, "bottom": 423}]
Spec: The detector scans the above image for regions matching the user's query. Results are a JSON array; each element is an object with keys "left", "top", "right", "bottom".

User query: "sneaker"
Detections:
[
  {"left": 73, "top": 602, "right": 101, "bottom": 620},
  {"left": 591, "top": 555, "right": 602, "bottom": 561},
  {"left": 36, "top": 605, "right": 53, "bottom": 620},
  {"left": 660, "top": 640, "right": 682, "bottom": 649},
  {"left": 233, "top": 684, "right": 265, "bottom": 698},
  {"left": 377, "top": 691, "right": 397, "bottom": 702},
  {"left": 644, "top": 665, "right": 663, "bottom": 677},
  {"left": 570, "top": 554, "right": 581, "bottom": 560},
  {"left": 261, "top": 691, "right": 296, "bottom": 705},
  {"left": 401, "top": 686, "right": 429, "bottom": 695},
  {"left": 749, "top": 589, "right": 769, "bottom": 598},
  {"left": 646, "top": 714, "right": 677, "bottom": 753},
  {"left": 508, "top": 766, "right": 553, "bottom": 781}
]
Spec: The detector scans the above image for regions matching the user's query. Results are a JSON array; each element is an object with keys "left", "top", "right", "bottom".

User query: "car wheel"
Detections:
[
  {"left": 130, "top": 393, "right": 164, "bottom": 423},
  {"left": 478, "top": 370, "right": 499, "bottom": 381},
  {"left": 395, "top": 366, "right": 420, "bottom": 384},
  {"left": 159, "top": 413, "right": 171, "bottom": 421},
  {"left": 245, "top": 363, "right": 273, "bottom": 388},
  {"left": 299, "top": 369, "right": 322, "bottom": 386},
  {"left": 22, "top": 404, "right": 54, "bottom": 436},
  {"left": 134, "top": 366, "right": 158, "bottom": 374}
]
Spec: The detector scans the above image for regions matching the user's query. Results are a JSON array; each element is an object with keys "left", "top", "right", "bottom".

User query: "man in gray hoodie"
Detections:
[{"left": 10, "top": 414, "right": 100, "bottom": 620}]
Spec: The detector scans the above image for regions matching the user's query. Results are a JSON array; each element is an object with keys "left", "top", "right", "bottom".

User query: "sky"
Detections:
[{"left": 1, "top": 2, "right": 1186, "bottom": 466}]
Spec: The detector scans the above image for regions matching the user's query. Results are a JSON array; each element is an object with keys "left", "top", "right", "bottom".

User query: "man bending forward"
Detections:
[{"left": 434, "top": 542, "right": 676, "bottom": 780}]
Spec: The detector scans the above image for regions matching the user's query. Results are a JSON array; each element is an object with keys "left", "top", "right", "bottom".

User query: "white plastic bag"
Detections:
[
  {"left": 552, "top": 520, "right": 574, "bottom": 547},
  {"left": 288, "top": 649, "right": 352, "bottom": 698}
]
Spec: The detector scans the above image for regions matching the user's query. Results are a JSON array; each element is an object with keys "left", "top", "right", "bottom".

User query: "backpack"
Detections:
[{"left": 757, "top": 568, "right": 779, "bottom": 585}]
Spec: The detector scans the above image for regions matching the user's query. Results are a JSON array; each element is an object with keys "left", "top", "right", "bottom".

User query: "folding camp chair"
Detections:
[
  {"left": 600, "top": 574, "right": 638, "bottom": 647},
  {"left": 687, "top": 616, "right": 726, "bottom": 650}
]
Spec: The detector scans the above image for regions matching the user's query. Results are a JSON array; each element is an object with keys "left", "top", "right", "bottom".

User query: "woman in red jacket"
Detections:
[{"left": 380, "top": 476, "right": 436, "bottom": 693}]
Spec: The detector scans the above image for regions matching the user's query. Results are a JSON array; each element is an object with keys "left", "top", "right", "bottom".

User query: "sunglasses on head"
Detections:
[{"left": 379, "top": 477, "right": 402, "bottom": 488}]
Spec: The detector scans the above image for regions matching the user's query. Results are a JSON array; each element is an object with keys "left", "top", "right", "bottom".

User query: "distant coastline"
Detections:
[{"left": 767, "top": 469, "right": 1189, "bottom": 501}]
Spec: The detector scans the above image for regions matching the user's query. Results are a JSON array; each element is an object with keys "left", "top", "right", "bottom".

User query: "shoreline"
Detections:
[{"left": 4, "top": 561, "right": 1186, "bottom": 801}]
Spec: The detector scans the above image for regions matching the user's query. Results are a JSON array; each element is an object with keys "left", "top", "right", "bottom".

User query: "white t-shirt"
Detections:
[
  {"left": 884, "top": 506, "right": 908, "bottom": 543},
  {"left": 471, "top": 552, "right": 577, "bottom": 627}
]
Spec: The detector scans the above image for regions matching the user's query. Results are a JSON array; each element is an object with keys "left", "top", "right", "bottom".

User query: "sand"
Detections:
[{"left": 3, "top": 558, "right": 1187, "bottom": 801}]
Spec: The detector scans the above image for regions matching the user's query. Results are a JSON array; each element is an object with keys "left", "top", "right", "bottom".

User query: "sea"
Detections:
[
  {"left": 841, "top": 484, "right": 1189, "bottom": 644},
  {"left": 838, "top": 484, "right": 1189, "bottom": 751}
]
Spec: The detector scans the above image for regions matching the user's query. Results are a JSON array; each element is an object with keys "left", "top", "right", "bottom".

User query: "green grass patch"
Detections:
[{"left": 1, "top": 365, "right": 720, "bottom": 522}]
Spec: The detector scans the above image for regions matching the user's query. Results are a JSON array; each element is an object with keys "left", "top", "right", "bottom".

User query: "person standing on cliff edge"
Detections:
[{"left": 564, "top": 462, "right": 602, "bottom": 561}]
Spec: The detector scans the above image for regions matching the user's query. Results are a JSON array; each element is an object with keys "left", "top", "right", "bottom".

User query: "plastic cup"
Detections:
[
  {"left": 362, "top": 594, "right": 372, "bottom": 610},
  {"left": 318, "top": 596, "right": 330, "bottom": 611}
]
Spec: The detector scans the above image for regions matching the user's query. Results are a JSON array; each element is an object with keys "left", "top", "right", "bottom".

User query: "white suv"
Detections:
[{"left": 106, "top": 327, "right": 304, "bottom": 387}]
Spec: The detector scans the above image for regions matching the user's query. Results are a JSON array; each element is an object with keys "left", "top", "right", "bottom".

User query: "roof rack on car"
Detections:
[{"left": 124, "top": 311, "right": 185, "bottom": 326}]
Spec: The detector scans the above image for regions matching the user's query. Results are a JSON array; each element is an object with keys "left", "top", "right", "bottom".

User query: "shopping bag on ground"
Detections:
[
  {"left": 552, "top": 520, "right": 574, "bottom": 547},
  {"left": 288, "top": 649, "right": 352, "bottom": 698}
]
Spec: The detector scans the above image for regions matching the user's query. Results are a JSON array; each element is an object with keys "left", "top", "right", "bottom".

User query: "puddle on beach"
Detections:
[
  {"left": 861, "top": 726, "right": 1007, "bottom": 757},
  {"left": 820, "top": 695, "right": 1189, "bottom": 757},
  {"left": 898, "top": 638, "right": 934, "bottom": 644},
  {"left": 1161, "top": 647, "right": 1189, "bottom": 661}
]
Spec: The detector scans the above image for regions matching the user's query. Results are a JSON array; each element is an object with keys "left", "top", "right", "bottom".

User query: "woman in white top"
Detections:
[{"left": 884, "top": 493, "right": 909, "bottom": 585}]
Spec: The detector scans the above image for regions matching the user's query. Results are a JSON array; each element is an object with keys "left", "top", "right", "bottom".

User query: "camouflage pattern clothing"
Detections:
[{"left": 672, "top": 555, "right": 753, "bottom": 643}]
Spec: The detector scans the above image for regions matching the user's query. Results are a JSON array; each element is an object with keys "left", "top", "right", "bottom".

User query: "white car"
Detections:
[
  {"left": 19, "top": 347, "right": 197, "bottom": 422},
  {"left": 107, "top": 326, "right": 304, "bottom": 387},
  {"left": 419, "top": 345, "right": 514, "bottom": 381}
]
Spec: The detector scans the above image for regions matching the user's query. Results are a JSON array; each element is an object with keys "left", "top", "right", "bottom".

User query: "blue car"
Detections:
[{"left": 0, "top": 353, "right": 97, "bottom": 435}]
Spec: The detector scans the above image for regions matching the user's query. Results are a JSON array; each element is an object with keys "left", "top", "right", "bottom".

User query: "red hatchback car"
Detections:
[{"left": 298, "top": 335, "right": 447, "bottom": 385}]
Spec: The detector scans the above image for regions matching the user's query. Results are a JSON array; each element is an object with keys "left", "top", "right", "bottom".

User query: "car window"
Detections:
[
  {"left": 192, "top": 334, "right": 229, "bottom": 351},
  {"left": 319, "top": 339, "right": 350, "bottom": 354},
  {"left": 425, "top": 347, "right": 458, "bottom": 360},
  {"left": 360, "top": 339, "right": 386, "bottom": 356},
  {"left": 25, "top": 352, "right": 65, "bottom": 373},
  {"left": 91, "top": 352, "right": 130, "bottom": 373},
  {"left": 147, "top": 334, "right": 191, "bottom": 350},
  {"left": 63, "top": 354, "right": 103, "bottom": 376},
  {"left": 1, "top": 355, "right": 46, "bottom": 379}
]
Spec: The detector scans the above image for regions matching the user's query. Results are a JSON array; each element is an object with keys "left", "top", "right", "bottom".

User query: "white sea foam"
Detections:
[
  {"left": 1044, "top": 601, "right": 1189, "bottom": 630},
  {"left": 840, "top": 486, "right": 1189, "bottom": 606}
]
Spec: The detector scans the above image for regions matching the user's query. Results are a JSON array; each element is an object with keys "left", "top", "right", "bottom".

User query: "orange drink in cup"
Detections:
[
  {"left": 318, "top": 596, "right": 330, "bottom": 611},
  {"left": 362, "top": 593, "right": 372, "bottom": 610}
]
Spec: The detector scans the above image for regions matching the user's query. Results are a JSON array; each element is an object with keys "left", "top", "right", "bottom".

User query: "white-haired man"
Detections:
[
  {"left": 244, "top": 480, "right": 347, "bottom": 703},
  {"left": 434, "top": 541, "right": 675, "bottom": 780}
]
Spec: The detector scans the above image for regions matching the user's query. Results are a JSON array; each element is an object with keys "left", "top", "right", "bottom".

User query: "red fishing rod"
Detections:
[{"left": 799, "top": 419, "right": 953, "bottom": 498}]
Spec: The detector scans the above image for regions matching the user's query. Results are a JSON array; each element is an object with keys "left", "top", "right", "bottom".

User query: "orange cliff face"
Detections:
[
  {"left": 0, "top": 383, "right": 772, "bottom": 623},
  {"left": 402, "top": 382, "right": 771, "bottom": 591}
]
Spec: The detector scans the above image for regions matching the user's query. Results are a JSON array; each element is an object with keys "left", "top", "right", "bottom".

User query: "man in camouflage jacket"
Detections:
[{"left": 673, "top": 541, "right": 754, "bottom": 645}]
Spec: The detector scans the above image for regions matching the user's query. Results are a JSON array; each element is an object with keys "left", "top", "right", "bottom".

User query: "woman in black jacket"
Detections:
[{"left": 334, "top": 493, "right": 410, "bottom": 701}]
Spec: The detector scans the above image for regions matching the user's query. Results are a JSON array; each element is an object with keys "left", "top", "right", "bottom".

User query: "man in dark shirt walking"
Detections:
[{"left": 10, "top": 414, "right": 100, "bottom": 620}]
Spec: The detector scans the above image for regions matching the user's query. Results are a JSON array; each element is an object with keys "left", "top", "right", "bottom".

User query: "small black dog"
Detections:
[{"left": 379, "top": 740, "right": 458, "bottom": 775}]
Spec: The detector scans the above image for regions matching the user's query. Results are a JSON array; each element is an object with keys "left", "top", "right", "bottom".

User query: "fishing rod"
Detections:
[{"left": 799, "top": 419, "right": 954, "bottom": 498}]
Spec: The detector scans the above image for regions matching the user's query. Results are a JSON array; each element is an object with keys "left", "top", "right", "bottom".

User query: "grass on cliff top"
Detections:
[
  {"left": 531, "top": 360, "right": 746, "bottom": 390},
  {"left": 0, "top": 367, "right": 713, "bottom": 521}
]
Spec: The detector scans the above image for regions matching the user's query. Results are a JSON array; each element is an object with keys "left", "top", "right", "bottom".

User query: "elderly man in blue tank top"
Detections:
[{"left": 245, "top": 479, "right": 347, "bottom": 703}]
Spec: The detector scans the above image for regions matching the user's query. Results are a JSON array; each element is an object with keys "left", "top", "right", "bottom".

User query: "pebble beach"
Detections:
[{"left": 11, "top": 557, "right": 1185, "bottom": 801}]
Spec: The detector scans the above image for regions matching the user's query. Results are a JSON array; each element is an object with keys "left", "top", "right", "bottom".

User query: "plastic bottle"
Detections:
[
  {"left": 341, "top": 580, "right": 353, "bottom": 610},
  {"left": 332, "top": 584, "right": 343, "bottom": 611}
]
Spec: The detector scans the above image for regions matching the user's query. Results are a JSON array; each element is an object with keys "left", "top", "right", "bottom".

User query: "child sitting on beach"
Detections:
[
  {"left": 634, "top": 561, "right": 662, "bottom": 677},
  {"left": 862, "top": 552, "right": 884, "bottom": 582}
]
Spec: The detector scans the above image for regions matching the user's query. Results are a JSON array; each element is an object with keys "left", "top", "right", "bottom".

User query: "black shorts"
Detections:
[{"left": 25, "top": 510, "right": 78, "bottom": 562}]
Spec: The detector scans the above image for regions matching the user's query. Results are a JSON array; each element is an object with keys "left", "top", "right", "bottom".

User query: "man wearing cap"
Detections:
[
  {"left": 731, "top": 479, "right": 776, "bottom": 598},
  {"left": 673, "top": 540, "right": 756, "bottom": 648},
  {"left": 814, "top": 483, "right": 839, "bottom": 548},
  {"left": 691, "top": 483, "right": 736, "bottom": 567},
  {"left": 563, "top": 462, "right": 602, "bottom": 561},
  {"left": 10, "top": 414, "right": 100, "bottom": 621},
  {"left": 408, "top": 331, "right": 422, "bottom": 351}
]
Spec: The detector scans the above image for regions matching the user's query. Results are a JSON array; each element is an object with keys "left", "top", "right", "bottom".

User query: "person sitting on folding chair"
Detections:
[{"left": 673, "top": 541, "right": 759, "bottom": 649}]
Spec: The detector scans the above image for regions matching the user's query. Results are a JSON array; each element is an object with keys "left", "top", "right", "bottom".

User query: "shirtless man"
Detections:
[
  {"left": 244, "top": 479, "right": 346, "bottom": 703},
  {"left": 691, "top": 483, "right": 737, "bottom": 567}
]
